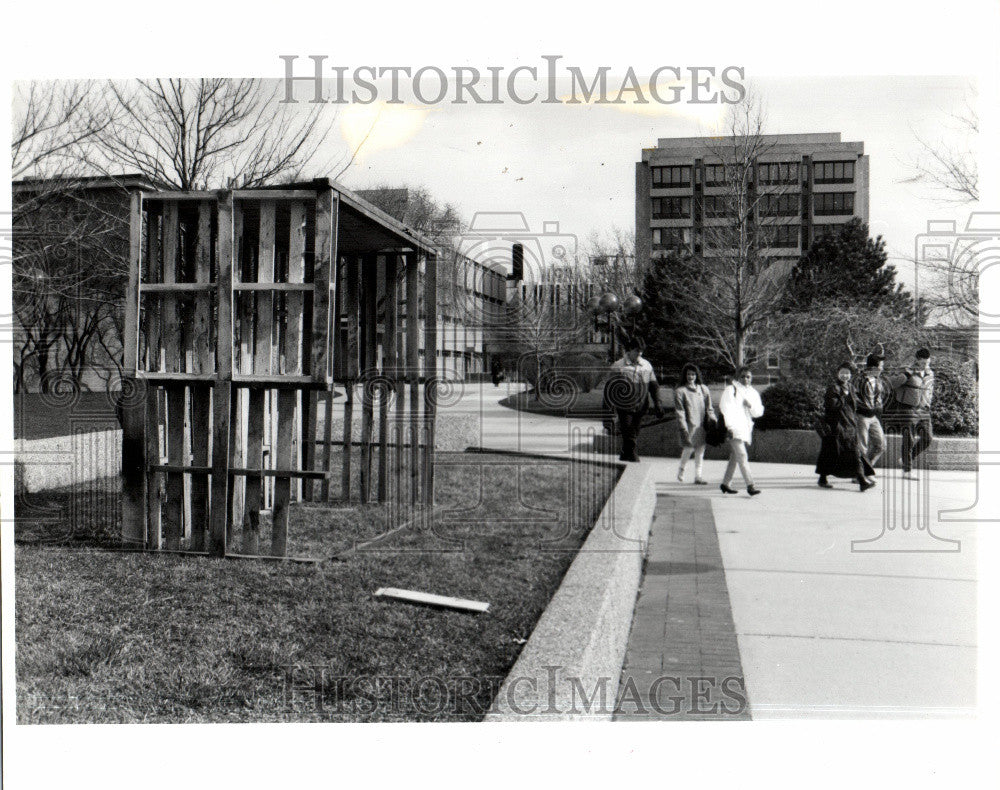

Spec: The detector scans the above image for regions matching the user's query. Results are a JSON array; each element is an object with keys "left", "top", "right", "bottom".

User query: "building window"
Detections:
[
  {"left": 701, "top": 195, "right": 730, "bottom": 218},
  {"left": 703, "top": 164, "right": 729, "bottom": 186},
  {"left": 766, "top": 224, "right": 800, "bottom": 248},
  {"left": 814, "top": 192, "right": 855, "bottom": 216},
  {"left": 652, "top": 196, "right": 691, "bottom": 219},
  {"left": 767, "top": 349, "right": 780, "bottom": 369},
  {"left": 652, "top": 227, "right": 691, "bottom": 251},
  {"left": 814, "top": 160, "right": 855, "bottom": 184},
  {"left": 758, "top": 162, "right": 799, "bottom": 185},
  {"left": 812, "top": 224, "right": 841, "bottom": 242},
  {"left": 760, "top": 193, "right": 799, "bottom": 217},
  {"left": 651, "top": 165, "right": 692, "bottom": 187}
]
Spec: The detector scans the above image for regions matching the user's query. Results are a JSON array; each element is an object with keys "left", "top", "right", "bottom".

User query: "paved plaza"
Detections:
[{"left": 450, "top": 382, "right": 979, "bottom": 719}]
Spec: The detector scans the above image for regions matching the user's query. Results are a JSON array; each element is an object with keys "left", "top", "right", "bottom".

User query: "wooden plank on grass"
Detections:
[
  {"left": 373, "top": 588, "right": 489, "bottom": 614},
  {"left": 121, "top": 193, "right": 146, "bottom": 546}
]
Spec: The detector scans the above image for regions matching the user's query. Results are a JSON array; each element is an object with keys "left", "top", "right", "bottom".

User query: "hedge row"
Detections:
[{"left": 756, "top": 359, "right": 978, "bottom": 436}]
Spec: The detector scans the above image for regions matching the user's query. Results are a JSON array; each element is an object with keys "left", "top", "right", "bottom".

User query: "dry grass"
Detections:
[{"left": 15, "top": 452, "right": 619, "bottom": 722}]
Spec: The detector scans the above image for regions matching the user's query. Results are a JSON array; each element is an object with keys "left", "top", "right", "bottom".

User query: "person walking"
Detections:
[
  {"left": 718, "top": 366, "right": 763, "bottom": 496},
  {"left": 605, "top": 337, "right": 663, "bottom": 462},
  {"left": 855, "top": 352, "right": 889, "bottom": 482},
  {"left": 895, "top": 347, "right": 935, "bottom": 478},
  {"left": 816, "top": 361, "right": 876, "bottom": 491},
  {"left": 674, "top": 363, "right": 714, "bottom": 484}
]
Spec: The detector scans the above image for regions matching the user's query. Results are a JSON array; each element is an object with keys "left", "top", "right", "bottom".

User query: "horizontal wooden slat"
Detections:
[
  {"left": 138, "top": 372, "right": 217, "bottom": 382},
  {"left": 141, "top": 283, "right": 216, "bottom": 293},
  {"left": 232, "top": 375, "right": 330, "bottom": 389},
  {"left": 143, "top": 189, "right": 315, "bottom": 202},
  {"left": 233, "top": 282, "right": 314, "bottom": 292},
  {"left": 149, "top": 463, "right": 328, "bottom": 480}
]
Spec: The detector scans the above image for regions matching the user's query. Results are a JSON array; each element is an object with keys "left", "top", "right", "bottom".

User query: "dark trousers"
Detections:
[
  {"left": 617, "top": 407, "right": 646, "bottom": 461},
  {"left": 901, "top": 414, "right": 933, "bottom": 471}
]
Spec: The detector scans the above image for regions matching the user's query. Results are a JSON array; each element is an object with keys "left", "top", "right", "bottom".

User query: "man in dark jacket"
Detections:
[
  {"left": 604, "top": 338, "right": 663, "bottom": 462},
  {"left": 894, "top": 348, "right": 935, "bottom": 477},
  {"left": 855, "top": 352, "right": 889, "bottom": 481}
]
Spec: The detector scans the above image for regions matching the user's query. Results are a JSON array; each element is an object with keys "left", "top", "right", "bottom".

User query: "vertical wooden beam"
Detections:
[
  {"left": 244, "top": 202, "right": 275, "bottom": 553},
  {"left": 121, "top": 192, "right": 146, "bottom": 546},
  {"left": 145, "top": 206, "right": 163, "bottom": 549},
  {"left": 209, "top": 191, "right": 235, "bottom": 557},
  {"left": 159, "top": 203, "right": 185, "bottom": 547},
  {"left": 391, "top": 255, "right": 405, "bottom": 507},
  {"left": 310, "top": 187, "right": 337, "bottom": 383},
  {"left": 359, "top": 253, "right": 377, "bottom": 502},
  {"left": 423, "top": 252, "right": 438, "bottom": 505},
  {"left": 189, "top": 202, "right": 213, "bottom": 551},
  {"left": 338, "top": 255, "right": 360, "bottom": 501},
  {"left": 287, "top": 201, "right": 307, "bottom": 502},
  {"left": 271, "top": 389, "right": 295, "bottom": 556},
  {"left": 406, "top": 253, "right": 420, "bottom": 506},
  {"left": 377, "top": 254, "right": 396, "bottom": 502},
  {"left": 231, "top": 206, "right": 251, "bottom": 534}
]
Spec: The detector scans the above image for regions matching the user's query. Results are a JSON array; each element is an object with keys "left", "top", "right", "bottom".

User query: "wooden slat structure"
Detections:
[{"left": 122, "top": 178, "right": 439, "bottom": 558}]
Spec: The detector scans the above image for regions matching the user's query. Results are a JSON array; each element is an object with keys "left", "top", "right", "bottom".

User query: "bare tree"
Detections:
[
  {"left": 12, "top": 81, "right": 114, "bottom": 181},
  {"left": 906, "top": 100, "right": 979, "bottom": 203},
  {"left": 584, "top": 226, "right": 642, "bottom": 299},
  {"left": 91, "top": 79, "right": 337, "bottom": 189},
  {"left": 666, "top": 95, "right": 792, "bottom": 369}
]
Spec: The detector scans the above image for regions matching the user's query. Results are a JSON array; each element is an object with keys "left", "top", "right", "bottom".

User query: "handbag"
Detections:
[{"left": 704, "top": 411, "right": 727, "bottom": 447}]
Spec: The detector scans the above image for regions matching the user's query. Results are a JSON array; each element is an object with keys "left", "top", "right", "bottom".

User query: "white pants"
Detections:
[
  {"left": 679, "top": 443, "right": 706, "bottom": 479},
  {"left": 722, "top": 438, "right": 754, "bottom": 487}
]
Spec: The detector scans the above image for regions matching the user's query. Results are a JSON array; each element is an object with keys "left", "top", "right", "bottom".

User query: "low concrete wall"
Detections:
[
  {"left": 594, "top": 425, "right": 977, "bottom": 471},
  {"left": 486, "top": 462, "right": 656, "bottom": 721},
  {"left": 15, "top": 429, "right": 122, "bottom": 494},
  {"left": 16, "top": 414, "right": 483, "bottom": 494}
]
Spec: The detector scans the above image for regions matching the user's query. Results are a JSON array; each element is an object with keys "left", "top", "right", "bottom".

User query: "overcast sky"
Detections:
[{"left": 318, "top": 74, "right": 977, "bottom": 296}]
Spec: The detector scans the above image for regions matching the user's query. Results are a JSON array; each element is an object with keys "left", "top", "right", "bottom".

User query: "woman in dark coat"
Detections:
[{"left": 816, "top": 361, "right": 875, "bottom": 491}]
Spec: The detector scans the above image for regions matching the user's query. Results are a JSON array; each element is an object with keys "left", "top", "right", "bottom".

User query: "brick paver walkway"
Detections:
[{"left": 614, "top": 495, "right": 751, "bottom": 720}]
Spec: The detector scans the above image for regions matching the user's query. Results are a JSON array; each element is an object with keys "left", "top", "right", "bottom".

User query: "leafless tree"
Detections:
[
  {"left": 12, "top": 81, "right": 114, "bottom": 182},
  {"left": 584, "top": 227, "right": 643, "bottom": 300},
  {"left": 90, "top": 79, "right": 337, "bottom": 189},
  {"left": 667, "top": 95, "right": 792, "bottom": 369},
  {"left": 905, "top": 100, "right": 979, "bottom": 204}
]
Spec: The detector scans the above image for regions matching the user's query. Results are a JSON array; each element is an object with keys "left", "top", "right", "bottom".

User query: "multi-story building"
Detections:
[
  {"left": 636, "top": 132, "right": 869, "bottom": 268},
  {"left": 636, "top": 132, "right": 870, "bottom": 380}
]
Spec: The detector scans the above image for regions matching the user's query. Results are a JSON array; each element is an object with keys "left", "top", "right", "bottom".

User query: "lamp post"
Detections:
[{"left": 589, "top": 292, "right": 643, "bottom": 362}]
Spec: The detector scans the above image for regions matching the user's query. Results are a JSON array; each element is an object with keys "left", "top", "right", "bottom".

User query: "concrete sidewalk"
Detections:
[
  {"left": 634, "top": 458, "right": 978, "bottom": 718},
  {"left": 446, "top": 383, "right": 979, "bottom": 718}
]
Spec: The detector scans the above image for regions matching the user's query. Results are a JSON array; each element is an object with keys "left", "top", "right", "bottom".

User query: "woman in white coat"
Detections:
[{"left": 718, "top": 366, "right": 764, "bottom": 496}]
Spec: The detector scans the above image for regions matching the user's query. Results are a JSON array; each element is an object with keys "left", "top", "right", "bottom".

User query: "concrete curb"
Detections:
[{"left": 485, "top": 461, "right": 656, "bottom": 721}]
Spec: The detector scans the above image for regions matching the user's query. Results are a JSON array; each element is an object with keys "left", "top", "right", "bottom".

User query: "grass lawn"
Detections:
[{"left": 15, "top": 452, "right": 619, "bottom": 723}]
